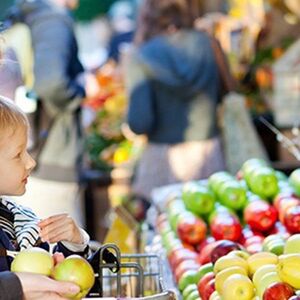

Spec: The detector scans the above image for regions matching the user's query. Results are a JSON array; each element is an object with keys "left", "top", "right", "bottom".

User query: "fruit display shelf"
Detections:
[{"left": 150, "top": 158, "right": 300, "bottom": 300}]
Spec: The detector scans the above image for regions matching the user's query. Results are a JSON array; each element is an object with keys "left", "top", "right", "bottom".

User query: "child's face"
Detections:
[{"left": 0, "top": 126, "right": 36, "bottom": 196}]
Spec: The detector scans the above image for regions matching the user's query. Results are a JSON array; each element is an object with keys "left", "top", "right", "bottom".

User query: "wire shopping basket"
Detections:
[{"left": 87, "top": 243, "right": 176, "bottom": 299}]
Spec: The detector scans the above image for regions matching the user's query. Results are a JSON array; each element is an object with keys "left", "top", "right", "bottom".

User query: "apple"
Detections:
[
  {"left": 257, "top": 271, "right": 282, "bottom": 299},
  {"left": 284, "top": 234, "right": 300, "bottom": 254},
  {"left": 52, "top": 255, "right": 95, "bottom": 300},
  {"left": 247, "top": 166, "right": 279, "bottom": 199},
  {"left": 195, "top": 236, "right": 216, "bottom": 253},
  {"left": 227, "top": 250, "right": 250, "bottom": 260},
  {"left": 177, "top": 215, "right": 207, "bottom": 245},
  {"left": 252, "top": 264, "right": 277, "bottom": 288},
  {"left": 215, "top": 266, "right": 247, "bottom": 294},
  {"left": 213, "top": 255, "right": 248, "bottom": 274},
  {"left": 289, "top": 169, "right": 300, "bottom": 197},
  {"left": 197, "top": 241, "right": 222, "bottom": 264},
  {"left": 194, "top": 263, "right": 213, "bottom": 283},
  {"left": 244, "top": 200, "right": 278, "bottom": 233},
  {"left": 202, "top": 278, "right": 215, "bottom": 300},
  {"left": 168, "top": 248, "right": 198, "bottom": 271},
  {"left": 174, "top": 259, "right": 201, "bottom": 283},
  {"left": 210, "top": 240, "right": 242, "bottom": 264},
  {"left": 182, "top": 182, "right": 215, "bottom": 216},
  {"left": 11, "top": 247, "right": 54, "bottom": 276},
  {"left": 208, "top": 171, "right": 234, "bottom": 195},
  {"left": 178, "top": 269, "right": 199, "bottom": 291},
  {"left": 210, "top": 212, "right": 242, "bottom": 242},
  {"left": 185, "top": 289, "right": 200, "bottom": 300},
  {"left": 247, "top": 252, "right": 278, "bottom": 276},
  {"left": 217, "top": 180, "right": 248, "bottom": 210},
  {"left": 284, "top": 205, "right": 300, "bottom": 233},
  {"left": 182, "top": 284, "right": 198, "bottom": 299},
  {"left": 263, "top": 282, "right": 295, "bottom": 300},
  {"left": 222, "top": 274, "right": 255, "bottom": 300},
  {"left": 277, "top": 254, "right": 300, "bottom": 289},
  {"left": 197, "top": 271, "right": 215, "bottom": 300}
]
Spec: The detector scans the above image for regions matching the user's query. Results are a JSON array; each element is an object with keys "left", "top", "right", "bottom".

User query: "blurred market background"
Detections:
[{"left": 2, "top": 0, "right": 300, "bottom": 246}]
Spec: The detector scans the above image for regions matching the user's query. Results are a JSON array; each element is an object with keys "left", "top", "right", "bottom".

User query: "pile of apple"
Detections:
[
  {"left": 155, "top": 158, "right": 300, "bottom": 300},
  {"left": 10, "top": 247, "right": 95, "bottom": 299}
]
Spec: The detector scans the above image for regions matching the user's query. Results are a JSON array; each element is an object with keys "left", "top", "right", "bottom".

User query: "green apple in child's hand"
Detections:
[
  {"left": 11, "top": 247, "right": 54, "bottom": 276},
  {"left": 51, "top": 255, "right": 95, "bottom": 299}
]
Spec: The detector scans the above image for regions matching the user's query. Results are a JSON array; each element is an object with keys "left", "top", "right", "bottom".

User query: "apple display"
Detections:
[
  {"left": 222, "top": 273, "right": 255, "bottom": 300},
  {"left": 11, "top": 247, "right": 54, "bottom": 276},
  {"left": 52, "top": 255, "right": 95, "bottom": 300},
  {"left": 263, "top": 281, "right": 295, "bottom": 300}
]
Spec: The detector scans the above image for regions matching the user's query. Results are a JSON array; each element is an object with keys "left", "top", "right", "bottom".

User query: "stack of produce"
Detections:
[{"left": 155, "top": 158, "right": 300, "bottom": 300}]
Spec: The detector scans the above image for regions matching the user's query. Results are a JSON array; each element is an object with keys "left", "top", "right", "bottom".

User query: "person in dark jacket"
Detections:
[
  {"left": 10, "top": 0, "right": 100, "bottom": 182},
  {"left": 0, "top": 96, "right": 90, "bottom": 272},
  {"left": 125, "top": 0, "right": 226, "bottom": 200}
]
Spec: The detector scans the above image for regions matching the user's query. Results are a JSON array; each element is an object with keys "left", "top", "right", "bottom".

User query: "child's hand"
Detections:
[{"left": 38, "top": 214, "right": 83, "bottom": 244}]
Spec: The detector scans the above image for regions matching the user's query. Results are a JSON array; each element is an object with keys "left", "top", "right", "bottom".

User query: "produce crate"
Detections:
[
  {"left": 272, "top": 39, "right": 300, "bottom": 127},
  {"left": 87, "top": 244, "right": 176, "bottom": 299}
]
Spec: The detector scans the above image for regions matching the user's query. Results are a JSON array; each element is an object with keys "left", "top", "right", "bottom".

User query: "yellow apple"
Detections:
[
  {"left": 52, "top": 255, "right": 95, "bottom": 300},
  {"left": 214, "top": 255, "right": 248, "bottom": 274},
  {"left": 247, "top": 252, "right": 278, "bottom": 276},
  {"left": 11, "top": 247, "right": 54, "bottom": 276},
  {"left": 227, "top": 250, "right": 250, "bottom": 260},
  {"left": 222, "top": 274, "right": 255, "bottom": 300},
  {"left": 277, "top": 253, "right": 300, "bottom": 289},
  {"left": 255, "top": 271, "right": 282, "bottom": 298},
  {"left": 252, "top": 264, "right": 277, "bottom": 288},
  {"left": 215, "top": 266, "right": 248, "bottom": 294},
  {"left": 284, "top": 234, "right": 300, "bottom": 254}
]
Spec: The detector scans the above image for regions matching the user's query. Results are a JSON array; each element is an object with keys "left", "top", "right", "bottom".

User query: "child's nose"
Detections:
[{"left": 25, "top": 152, "right": 36, "bottom": 171}]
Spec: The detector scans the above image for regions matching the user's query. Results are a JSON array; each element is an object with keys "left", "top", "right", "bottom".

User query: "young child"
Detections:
[{"left": 0, "top": 95, "right": 90, "bottom": 271}]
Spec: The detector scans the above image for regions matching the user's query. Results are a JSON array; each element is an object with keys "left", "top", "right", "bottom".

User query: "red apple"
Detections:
[
  {"left": 195, "top": 236, "right": 216, "bottom": 253},
  {"left": 197, "top": 272, "right": 215, "bottom": 300},
  {"left": 177, "top": 216, "right": 207, "bottom": 245},
  {"left": 197, "top": 240, "right": 222, "bottom": 264},
  {"left": 210, "top": 212, "right": 242, "bottom": 242},
  {"left": 168, "top": 248, "right": 198, "bottom": 271},
  {"left": 273, "top": 193, "right": 297, "bottom": 211},
  {"left": 263, "top": 282, "right": 294, "bottom": 300},
  {"left": 277, "top": 197, "right": 300, "bottom": 223},
  {"left": 284, "top": 205, "right": 300, "bottom": 233},
  {"left": 202, "top": 278, "right": 215, "bottom": 300},
  {"left": 210, "top": 240, "right": 242, "bottom": 264},
  {"left": 244, "top": 200, "right": 278, "bottom": 232}
]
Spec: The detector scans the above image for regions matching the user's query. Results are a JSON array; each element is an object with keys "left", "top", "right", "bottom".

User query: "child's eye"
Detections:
[{"left": 14, "top": 152, "right": 22, "bottom": 159}]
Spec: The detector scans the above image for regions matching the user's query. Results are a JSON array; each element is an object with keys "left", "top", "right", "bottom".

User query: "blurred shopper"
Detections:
[
  {"left": 124, "top": 0, "right": 226, "bottom": 201},
  {"left": 107, "top": 0, "right": 136, "bottom": 63},
  {"left": 5, "top": 0, "right": 100, "bottom": 226}
]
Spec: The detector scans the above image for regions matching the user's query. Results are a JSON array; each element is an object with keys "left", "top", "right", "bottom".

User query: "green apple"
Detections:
[
  {"left": 263, "top": 234, "right": 285, "bottom": 255},
  {"left": 222, "top": 274, "right": 255, "bottom": 300},
  {"left": 208, "top": 171, "right": 234, "bottom": 194},
  {"left": 11, "top": 247, "right": 54, "bottom": 276},
  {"left": 182, "top": 284, "right": 198, "bottom": 299},
  {"left": 284, "top": 234, "right": 300, "bottom": 254},
  {"left": 178, "top": 270, "right": 198, "bottom": 291},
  {"left": 194, "top": 262, "right": 214, "bottom": 282},
  {"left": 52, "top": 255, "right": 95, "bottom": 300},
  {"left": 248, "top": 166, "right": 279, "bottom": 199},
  {"left": 185, "top": 289, "right": 200, "bottom": 300},
  {"left": 182, "top": 182, "right": 215, "bottom": 216},
  {"left": 289, "top": 169, "right": 300, "bottom": 196},
  {"left": 218, "top": 180, "right": 247, "bottom": 210},
  {"left": 256, "top": 271, "right": 282, "bottom": 298}
]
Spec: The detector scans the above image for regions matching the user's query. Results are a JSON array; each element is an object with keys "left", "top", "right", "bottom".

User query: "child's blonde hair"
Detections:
[{"left": 0, "top": 95, "right": 28, "bottom": 133}]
